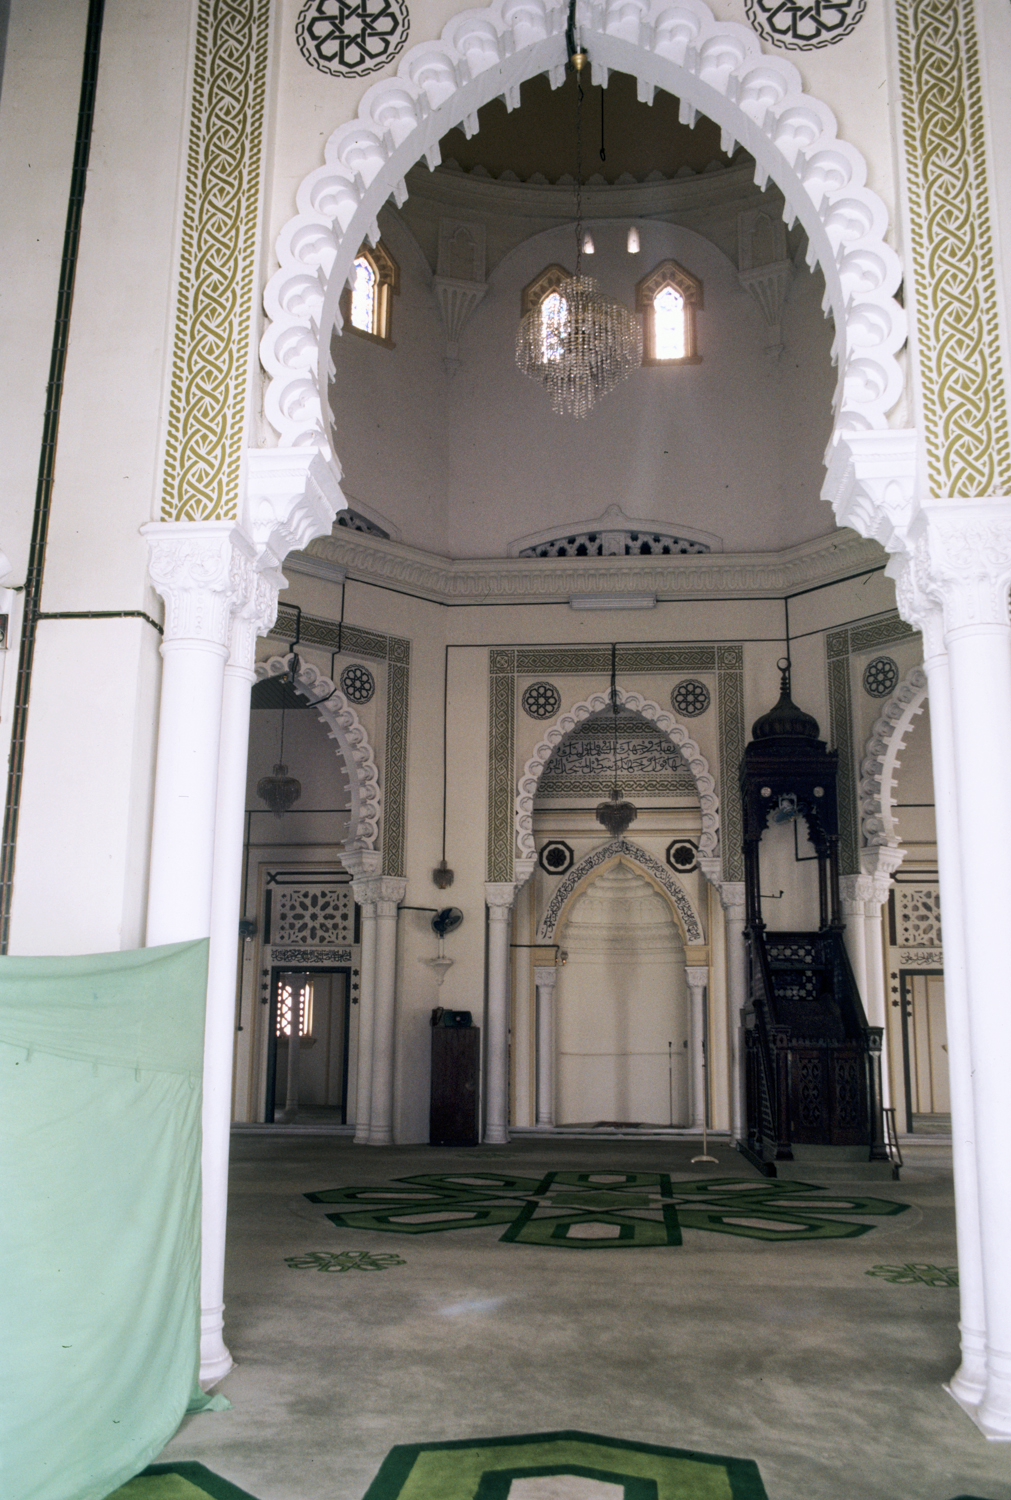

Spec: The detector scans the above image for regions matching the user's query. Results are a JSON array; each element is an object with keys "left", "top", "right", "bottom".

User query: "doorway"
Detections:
[
  {"left": 899, "top": 970, "right": 949, "bottom": 1132},
  {"left": 265, "top": 967, "right": 351, "bottom": 1124}
]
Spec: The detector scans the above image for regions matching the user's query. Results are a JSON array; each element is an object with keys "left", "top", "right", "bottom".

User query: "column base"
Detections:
[
  {"left": 353, "top": 1127, "right": 370, "bottom": 1145},
  {"left": 367, "top": 1128, "right": 394, "bottom": 1146},
  {"left": 483, "top": 1125, "right": 510, "bottom": 1144},
  {"left": 199, "top": 1305, "right": 234, "bottom": 1387},
  {"left": 947, "top": 1328, "right": 988, "bottom": 1411},
  {"left": 535, "top": 1114, "right": 554, "bottom": 1127}
]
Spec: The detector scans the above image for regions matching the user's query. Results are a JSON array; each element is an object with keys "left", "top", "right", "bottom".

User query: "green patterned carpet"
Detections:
[
  {"left": 107, "top": 1462, "right": 258, "bottom": 1499},
  {"left": 306, "top": 1171, "right": 908, "bottom": 1248}
]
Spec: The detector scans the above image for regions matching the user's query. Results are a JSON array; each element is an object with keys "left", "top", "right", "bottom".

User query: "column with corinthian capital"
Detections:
[
  {"left": 485, "top": 883, "right": 516, "bottom": 1144},
  {"left": 685, "top": 966, "right": 709, "bottom": 1130},
  {"left": 534, "top": 965, "right": 557, "bottom": 1127},
  {"left": 367, "top": 877, "right": 407, "bottom": 1145},
  {"left": 894, "top": 507, "right": 1011, "bottom": 1435},
  {"left": 715, "top": 880, "right": 747, "bottom": 1141}
]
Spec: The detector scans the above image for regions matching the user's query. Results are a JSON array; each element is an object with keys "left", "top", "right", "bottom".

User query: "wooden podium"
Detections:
[{"left": 430, "top": 1025, "right": 480, "bottom": 1146}]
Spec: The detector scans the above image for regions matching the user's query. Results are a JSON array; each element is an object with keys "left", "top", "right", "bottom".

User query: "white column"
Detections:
[
  {"left": 143, "top": 523, "right": 245, "bottom": 945},
  {"left": 367, "top": 876, "right": 407, "bottom": 1146},
  {"left": 534, "top": 965, "right": 557, "bottom": 1127},
  {"left": 839, "top": 875, "right": 870, "bottom": 1001},
  {"left": 485, "top": 882, "right": 517, "bottom": 1145},
  {"left": 717, "top": 882, "right": 747, "bottom": 1141},
  {"left": 862, "top": 858, "right": 900, "bottom": 1111},
  {"left": 913, "top": 610, "right": 988, "bottom": 1409},
  {"left": 345, "top": 853, "right": 383, "bottom": 1144},
  {"left": 196, "top": 560, "right": 277, "bottom": 1385},
  {"left": 900, "top": 509, "right": 1011, "bottom": 1436},
  {"left": 685, "top": 966, "right": 709, "bottom": 1131}
]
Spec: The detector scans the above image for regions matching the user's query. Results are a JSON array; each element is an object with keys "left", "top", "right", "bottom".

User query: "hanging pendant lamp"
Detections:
[
  {"left": 257, "top": 659, "right": 302, "bottom": 818},
  {"left": 515, "top": 7, "right": 641, "bottom": 418},
  {"left": 595, "top": 645, "right": 637, "bottom": 838}
]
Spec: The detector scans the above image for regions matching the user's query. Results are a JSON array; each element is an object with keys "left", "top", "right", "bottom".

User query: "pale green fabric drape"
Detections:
[{"left": 1, "top": 941, "right": 209, "bottom": 1500}]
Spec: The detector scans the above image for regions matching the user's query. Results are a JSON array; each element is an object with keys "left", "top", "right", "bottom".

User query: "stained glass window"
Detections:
[
  {"left": 541, "top": 290, "right": 568, "bottom": 363},
  {"left": 350, "top": 256, "right": 377, "bottom": 334},
  {"left": 653, "top": 284, "right": 687, "bottom": 360},
  {"left": 342, "top": 241, "right": 398, "bottom": 344}
]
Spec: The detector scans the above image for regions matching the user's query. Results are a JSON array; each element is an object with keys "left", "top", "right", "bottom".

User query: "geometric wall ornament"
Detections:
[
  {"left": 671, "top": 679, "right": 710, "bottom": 717},
  {"left": 340, "top": 663, "right": 376, "bottom": 703},
  {"left": 522, "top": 682, "right": 561, "bottom": 719},
  {"left": 538, "top": 840, "right": 574, "bottom": 876},
  {"left": 745, "top": 0, "right": 866, "bottom": 51},
  {"left": 666, "top": 839, "right": 698, "bottom": 875},
  {"left": 296, "top": 0, "right": 410, "bottom": 78},
  {"left": 862, "top": 656, "right": 899, "bottom": 698},
  {"left": 859, "top": 665, "right": 928, "bottom": 852}
]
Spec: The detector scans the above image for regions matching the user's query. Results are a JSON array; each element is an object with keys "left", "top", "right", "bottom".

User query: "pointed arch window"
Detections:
[
  {"left": 519, "top": 264, "right": 571, "bottom": 365},
  {"left": 636, "top": 260, "right": 702, "bottom": 365},
  {"left": 341, "top": 241, "right": 399, "bottom": 347}
]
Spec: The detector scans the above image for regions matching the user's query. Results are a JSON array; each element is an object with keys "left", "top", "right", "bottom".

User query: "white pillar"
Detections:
[
  {"left": 485, "top": 882, "right": 517, "bottom": 1145},
  {"left": 143, "top": 523, "right": 244, "bottom": 945},
  {"left": 716, "top": 882, "right": 747, "bottom": 1141},
  {"left": 196, "top": 564, "right": 277, "bottom": 1385},
  {"left": 345, "top": 853, "right": 382, "bottom": 1144},
  {"left": 367, "top": 877, "right": 406, "bottom": 1146},
  {"left": 913, "top": 612, "right": 988, "bottom": 1410},
  {"left": 839, "top": 875, "right": 870, "bottom": 1001},
  {"left": 902, "top": 509, "right": 1011, "bottom": 1436},
  {"left": 862, "top": 859, "right": 899, "bottom": 1111},
  {"left": 685, "top": 965, "right": 709, "bottom": 1131},
  {"left": 534, "top": 965, "right": 557, "bottom": 1127}
]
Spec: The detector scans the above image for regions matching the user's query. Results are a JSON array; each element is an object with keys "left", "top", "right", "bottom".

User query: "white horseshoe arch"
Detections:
[
  {"left": 539, "top": 836, "right": 705, "bottom": 945},
  {"left": 256, "top": 654, "right": 381, "bottom": 849},
  {"left": 859, "top": 665, "right": 928, "bottom": 852},
  {"left": 516, "top": 687, "right": 718, "bottom": 867},
  {"left": 262, "top": 0, "right": 905, "bottom": 460}
]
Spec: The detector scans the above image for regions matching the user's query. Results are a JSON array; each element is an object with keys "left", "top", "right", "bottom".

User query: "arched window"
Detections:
[
  {"left": 636, "top": 260, "right": 702, "bottom": 364},
  {"left": 341, "top": 241, "right": 399, "bottom": 346},
  {"left": 519, "top": 263, "right": 571, "bottom": 365}
]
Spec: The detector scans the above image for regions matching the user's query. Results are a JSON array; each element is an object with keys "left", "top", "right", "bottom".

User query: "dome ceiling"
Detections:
[{"left": 438, "top": 70, "right": 735, "bottom": 185}]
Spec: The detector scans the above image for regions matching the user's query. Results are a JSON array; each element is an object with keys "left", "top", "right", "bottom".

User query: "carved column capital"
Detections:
[
  {"left": 533, "top": 965, "right": 557, "bottom": 990},
  {"left": 897, "top": 502, "right": 1011, "bottom": 637},
  {"left": 143, "top": 521, "right": 252, "bottom": 652},
  {"left": 242, "top": 449, "right": 343, "bottom": 578},
  {"left": 485, "top": 882, "right": 517, "bottom": 919},
  {"left": 684, "top": 965, "right": 709, "bottom": 992},
  {"left": 821, "top": 430, "right": 919, "bottom": 552},
  {"left": 715, "top": 881, "right": 746, "bottom": 916}
]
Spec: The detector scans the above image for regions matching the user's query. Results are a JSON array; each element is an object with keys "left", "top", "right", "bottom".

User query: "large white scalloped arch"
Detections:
[
  {"left": 256, "top": 654, "right": 381, "bottom": 850},
  {"left": 539, "top": 836, "right": 705, "bottom": 945},
  {"left": 262, "top": 0, "right": 905, "bottom": 460},
  {"left": 859, "top": 665, "right": 928, "bottom": 852},
  {"left": 516, "top": 687, "right": 718, "bottom": 866}
]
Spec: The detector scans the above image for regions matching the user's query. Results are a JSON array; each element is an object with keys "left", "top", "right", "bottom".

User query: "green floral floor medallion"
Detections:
[
  {"left": 867, "top": 1261, "right": 958, "bottom": 1286},
  {"left": 361, "top": 1430, "right": 769, "bottom": 1499},
  {"left": 306, "top": 1172, "right": 908, "bottom": 1248}
]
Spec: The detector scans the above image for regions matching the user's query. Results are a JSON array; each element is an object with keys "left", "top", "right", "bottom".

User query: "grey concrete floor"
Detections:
[{"left": 159, "top": 1135, "right": 1011, "bottom": 1500}]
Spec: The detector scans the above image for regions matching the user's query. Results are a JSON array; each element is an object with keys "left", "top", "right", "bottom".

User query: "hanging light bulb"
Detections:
[
  {"left": 582, "top": 230, "right": 595, "bottom": 254},
  {"left": 627, "top": 225, "right": 640, "bottom": 254}
]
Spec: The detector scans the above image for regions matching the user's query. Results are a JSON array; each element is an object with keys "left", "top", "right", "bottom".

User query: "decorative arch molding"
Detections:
[
  {"left": 539, "top": 837, "right": 704, "bottom": 946},
  {"left": 261, "top": 0, "right": 905, "bottom": 460},
  {"left": 256, "top": 654, "right": 381, "bottom": 849},
  {"left": 516, "top": 688, "right": 718, "bottom": 866},
  {"left": 859, "top": 664, "right": 928, "bottom": 853}
]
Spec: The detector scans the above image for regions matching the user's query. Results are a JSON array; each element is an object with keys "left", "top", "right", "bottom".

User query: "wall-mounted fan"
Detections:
[{"left": 431, "top": 907, "right": 464, "bottom": 937}]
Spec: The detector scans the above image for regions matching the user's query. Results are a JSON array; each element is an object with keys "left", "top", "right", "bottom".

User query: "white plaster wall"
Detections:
[{"left": 327, "top": 209, "right": 450, "bottom": 553}]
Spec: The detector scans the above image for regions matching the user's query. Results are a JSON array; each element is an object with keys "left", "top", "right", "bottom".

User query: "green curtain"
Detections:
[{"left": 0, "top": 941, "right": 209, "bottom": 1500}]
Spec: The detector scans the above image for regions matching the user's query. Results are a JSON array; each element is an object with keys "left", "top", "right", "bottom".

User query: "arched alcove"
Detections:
[{"left": 554, "top": 861, "right": 689, "bottom": 1126}]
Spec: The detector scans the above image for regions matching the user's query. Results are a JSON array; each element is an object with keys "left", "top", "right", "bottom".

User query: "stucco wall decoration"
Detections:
[
  {"left": 860, "top": 665, "right": 928, "bottom": 852},
  {"left": 539, "top": 838, "right": 705, "bottom": 945},
  {"left": 296, "top": 0, "right": 410, "bottom": 78},
  {"left": 895, "top": 0, "right": 1011, "bottom": 496},
  {"left": 162, "top": 0, "right": 270, "bottom": 522},
  {"left": 744, "top": 0, "right": 866, "bottom": 51}
]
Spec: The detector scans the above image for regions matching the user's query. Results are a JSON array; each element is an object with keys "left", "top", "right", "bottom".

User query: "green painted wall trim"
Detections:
[
  {"left": 895, "top": 0, "right": 1011, "bottom": 496},
  {"left": 161, "top": 0, "right": 270, "bottom": 522}
]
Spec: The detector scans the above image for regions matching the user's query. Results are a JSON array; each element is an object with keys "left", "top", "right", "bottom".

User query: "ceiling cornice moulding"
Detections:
[{"left": 286, "top": 529, "right": 886, "bottom": 604}]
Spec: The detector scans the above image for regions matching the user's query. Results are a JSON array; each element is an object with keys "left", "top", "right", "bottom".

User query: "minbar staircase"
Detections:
[{"left": 741, "top": 929, "right": 888, "bottom": 1175}]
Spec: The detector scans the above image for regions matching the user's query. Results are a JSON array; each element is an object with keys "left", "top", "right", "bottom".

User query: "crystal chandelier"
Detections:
[{"left": 514, "top": 18, "right": 641, "bottom": 418}]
